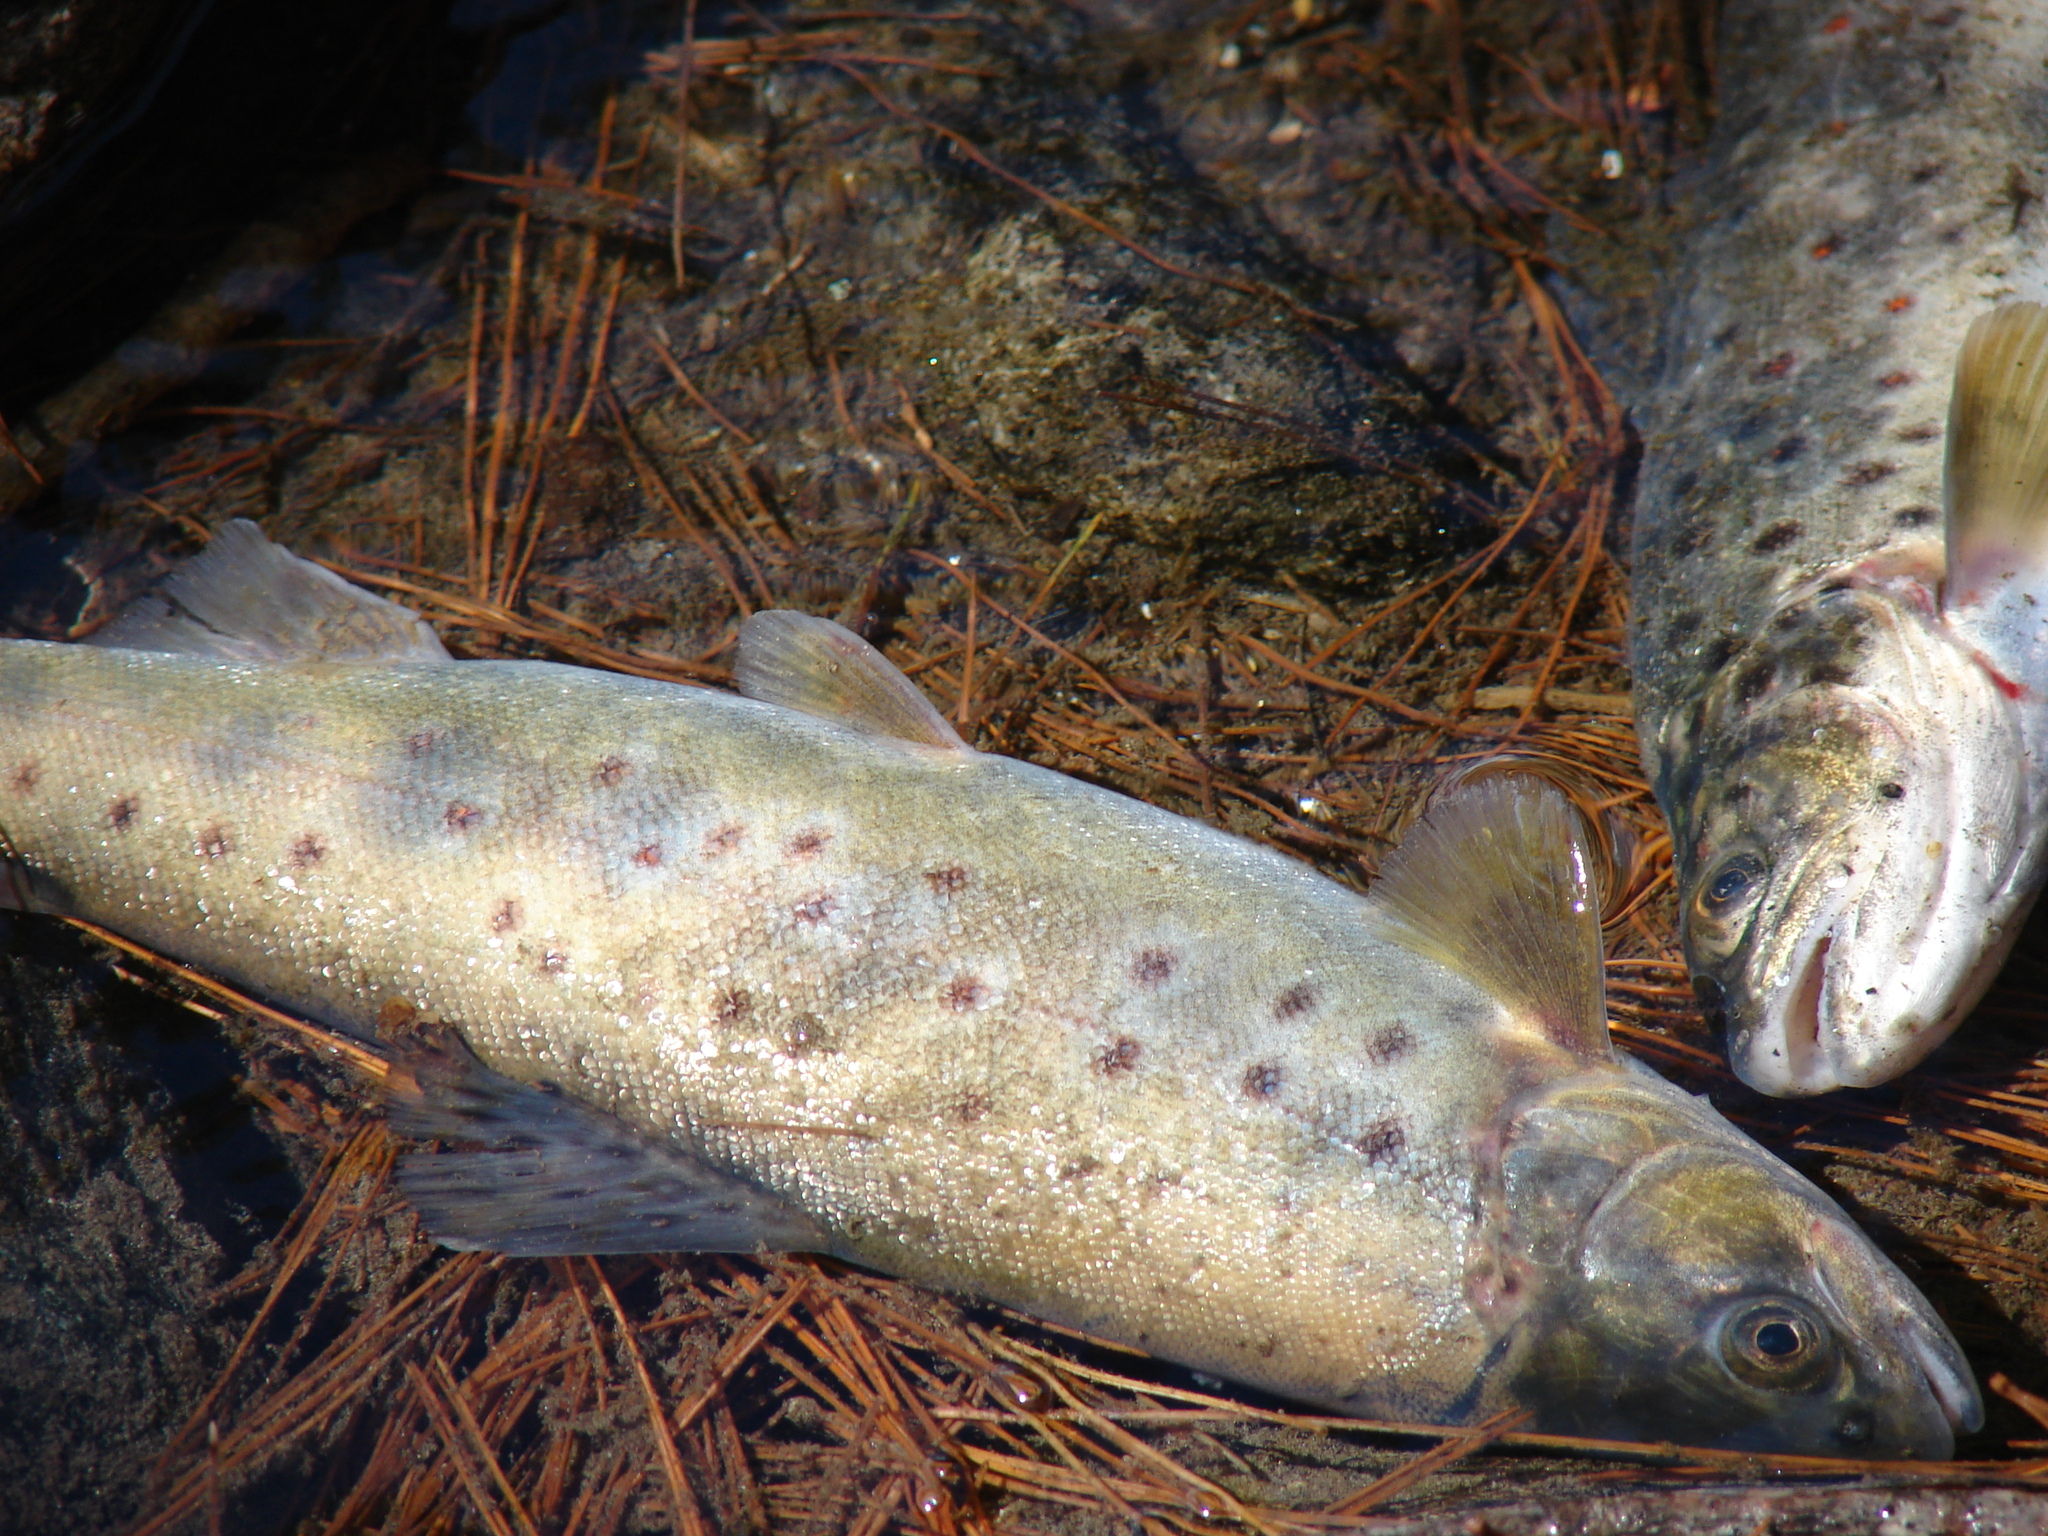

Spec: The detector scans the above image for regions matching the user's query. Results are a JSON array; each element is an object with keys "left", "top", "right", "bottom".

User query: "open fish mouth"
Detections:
[{"left": 1729, "top": 885, "right": 1855, "bottom": 1097}]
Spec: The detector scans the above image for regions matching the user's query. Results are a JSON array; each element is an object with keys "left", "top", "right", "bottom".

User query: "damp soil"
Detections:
[{"left": 5, "top": 0, "right": 2048, "bottom": 1532}]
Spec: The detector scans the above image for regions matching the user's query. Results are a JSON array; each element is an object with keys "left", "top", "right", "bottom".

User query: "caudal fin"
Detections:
[{"left": 1945, "top": 302, "right": 2048, "bottom": 609}]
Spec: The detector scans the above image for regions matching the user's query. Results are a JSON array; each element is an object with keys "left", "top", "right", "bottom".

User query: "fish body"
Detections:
[
  {"left": 0, "top": 525, "right": 1980, "bottom": 1452},
  {"left": 1630, "top": 0, "right": 2048, "bottom": 1094}
]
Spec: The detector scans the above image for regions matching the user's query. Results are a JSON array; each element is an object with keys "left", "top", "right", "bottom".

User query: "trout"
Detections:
[
  {"left": 0, "top": 523, "right": 1979, "bottom": 1454},
  {"left": 1630, "top": 0, "right": 2048, "bottom": 1095}
]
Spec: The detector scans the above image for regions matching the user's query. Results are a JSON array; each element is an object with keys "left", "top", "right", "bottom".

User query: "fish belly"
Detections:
[{"left": 0, "top": 640, "right": 1504, "bottom": 1418}]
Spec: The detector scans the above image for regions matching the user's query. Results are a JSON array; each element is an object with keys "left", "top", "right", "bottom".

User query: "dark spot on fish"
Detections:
[
  {"left": 1061, "top": 1157, "right": 1101, "bottom": 1180},
  {"left": 1254, "top": 1336, "right": 1279, "bottom": 1358},
  {"left": 1243, "top": 1062, "right": 1283, "bottom": 1099},
  {"left": 925, "top": 866, "right": 969, "bottom": 898},
  {"left": 289, "top": 834, "right": 326, "bottom": 868},
  {"left": 445, "top": 801, "right": 483, "bottom": 833},
  {"left": 1895, "top": 505, "right": 1937, "bottom": 527},
  {"left": 1275, "top": 983, "right": 1316, "bottom": 1021},
  {"left": 1664, "top": 609, "right": 1702, "bottom": 646},
  {"left": 1843, "top": 460, "right": 1897, "bottom": 487},
  {"left": 492, "top": 900, "right": 521, "bottom": 933},
  {"left": 1878, "top": 782, "right": 1906, "bottom": 800},
  {"left": 1896, "top": 422, "right": 1941, "bottom": 442},
  {"left": 786, "top": 828, "right": 831, "bottom": 861},
  {"left": 10, "top": 762, "right": 37, "bottom": 794},
  {"left": 784, "top": 1014, "right": 828, "bottom": 1054},
  {"left": 1097, "top": 1037, "right": 1142, "bottom": 1075},
  {"left": 1734, "top": 662, "right": 1776, "bottom": 704},
  {"left": 595, "top": 756, "right": 630, "bottom": 787},
  {"left": 376, "top": 998, "right": 419, "bottom": 1034},
  {"left": 956, "top": 1091, "right": 992, "bottom": 1124},
  {"left": 1355, "top": 1118, "right": 1406, "bottom": 1167},
  {"left": 540, "top": 949, "right": 569, "bottom": 975},
  {"left": 1878, "top": 369, "right": 1916, "bottom": 389},
  {"left": 1806, "top": 662, "right": 1854, "bottom": 687},
  {"left": 1767, "top": 436, "right": 1806, "bottom": 465},
  {"left": 1367, "top": 1023, "right": 1413, "bottom": 1065},
  {"left": 405, "top": 729, "right": 438, "bottom": 758},
  {"left": 703, "top": 823, "right": 744, "bottom": 857},
  {"left": 1131, "top": 947, "right": 1177, "bottom": 987},
  {"left": 793, "top": 893, "right": 836, "bottom": 925},
  {"left": 1751, "top": 521, "right": 1802, "bottom": 553},
  {"left": 1757, "top": 351, "right": 1796, "bottom": 379},
  {"left": 632, "top": 843, "right": 663, "bottom": 868},
  {"left": 1669, "top": 518, "right": 1711, "bottom": 558},
  {"left": 714, "top": 988, "right": 751, "bottom": 1023},
  {"left": 108, "top": 796, "right": 139, "bottom": 830},
  {"left": 943, "top": 977, "right": 989, "bottom": 1012},
  {"left": 196, "top": 826, "right": 232, "bottom": 860}
]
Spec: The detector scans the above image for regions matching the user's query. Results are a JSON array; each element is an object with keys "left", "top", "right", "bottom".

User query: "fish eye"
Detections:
[
  {"left": 1696, "top": 852, "right": 1765, "bottom": 920},
  {"left": 1718, "top": 1298, "right": 1835, "bottom": 1391}
]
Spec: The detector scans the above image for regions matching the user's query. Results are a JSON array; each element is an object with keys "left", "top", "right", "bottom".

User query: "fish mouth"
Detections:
[
  {"left": 1730, "top": 904, "right": 1843, "bottom": 1097},
  {"left": 1907, "top": 1317, "right": 1984, "bottom": 1438}
]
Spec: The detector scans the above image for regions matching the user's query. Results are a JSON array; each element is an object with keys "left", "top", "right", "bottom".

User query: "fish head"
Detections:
[
  {"left": 1664, "top": 574, "right": 2029, "bottom": 1095},
  {"left": 1479, "top": 1069, "right": 1980, "bottom": 1456}
]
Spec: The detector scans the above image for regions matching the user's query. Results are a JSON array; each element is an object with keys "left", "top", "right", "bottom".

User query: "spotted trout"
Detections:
[
  {"left": 1630, "top": 0, "right": 2048, "bottom": 1095},
  {"left": 0, "top": 523, "right": 1979, "bottom": 1454}
]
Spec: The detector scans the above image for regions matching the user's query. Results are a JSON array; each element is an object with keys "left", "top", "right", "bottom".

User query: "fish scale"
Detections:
[{"left": 0, "top": 524, "right": 1983, "bottom": 1452}]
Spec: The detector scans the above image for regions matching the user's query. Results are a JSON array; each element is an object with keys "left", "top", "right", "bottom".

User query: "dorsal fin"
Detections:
[
  {"left": 736, "top": 610, "right": 969, "bottom": 750},
  {"left": 85, "top": 519, "right": 449, "bottom": 663},
  {"left": 1368, "top": 772, "right": 1611, "bottom": 1063},
  {"left": 1945, "top": 301, "right": 2048, "bottom": 603}
]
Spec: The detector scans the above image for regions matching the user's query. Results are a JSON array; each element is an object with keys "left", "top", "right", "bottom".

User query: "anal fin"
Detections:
[
  {"left": 386, "top": 1031, "right": 830, "bottom": 1258},
  {"left": 86, "top": 519, "right": 449, "bottom": 664}
]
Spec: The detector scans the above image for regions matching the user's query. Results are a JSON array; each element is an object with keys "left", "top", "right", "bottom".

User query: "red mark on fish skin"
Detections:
[
  {"left": 1097, "top": 1037, "right": 1142, "bottom": 1075},
  {"left": 714, "top": 988, "right": 751, "bottom": 1023},
  {"left": 1878, "top": 369, "right": 1916, "bottom": 390},
  {"left": 632, "top": 843, "right": 663, "bottom": 868},
  {"left": 196, "top": 826, "right": 232, "bottom": 860},
  {"left": 405, "top": 729, "right": 438, "bottom": 758},
  {"left": 1355, "top": 1118, "right": 1407, "bottom": 1167},
  {"left": 793, "top": 892, "right": 837, "bottom": 925},
  {"left": 10, "top": 762, "right": 37, "bottom": 794},
  {"left": 595, "top": 756, "right": 630, "bottom": 787},
  {"left": 444, "top": 801, "right": 484, "bottom": 833},
  {"left": 1757, "top": 351, "right": 1796, "bottom": 379},
  {"left": 1366, "top": 1022, "right": 1414, "bottom": 1066},
  {"left": 1243, "top": 1062, "right": 1283, "bottom": 1098},
  {"left": 785, "top": 828, "right": 831, "bottom": 861},
  {"left": 1822, "top": 13, "right": 1851, "bottom": 33},
  {"left": 1275, "top": 983, "right": 1317, "bottom": 1021},
  {"left": 289, "top": 834, "right": 326, "bottom": 868},
  {"left": 703, "top": 824, "right": 744, "bottom": 857},
  {"left": 1131, "top": 947, "right": 1177, "bottom": 987},
  {"left": 1975, "top": 653, "right": 2027, "bottom": 701},
  {"left": 1810, "top": 236, "right": 1839, "bottom": 260},
  {"left": 943, "top": 977, "right": 989, "bottom": 1012},
  {"left": 924, "top": 866, "right": 969, "bottom": 898},
  {"left": 108, "top": 796, "right": 139, "bottom": 831},
  {"left": 492, "top": 900, "right": 521, "bottom": 933},
  {"left": 1885, "top": 294, "right": 1915, "bottom": 313}
]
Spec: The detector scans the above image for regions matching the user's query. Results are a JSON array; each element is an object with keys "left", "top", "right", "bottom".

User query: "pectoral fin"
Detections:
[
  {"left": 736, "top": 610, "right": 969, "bottom": 749},
  {"left": 1367, "top": 771, "right": 1612, "bottom": 1063},
  {"left": 1945, "top": 302, "right": 2048, "bottom": 608},
  {"left": 386, "top": 1031, "right": 830, "bottom": 1257},
  {"left": 86, "top": 519, "right": 449, "bottom": 664}
]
